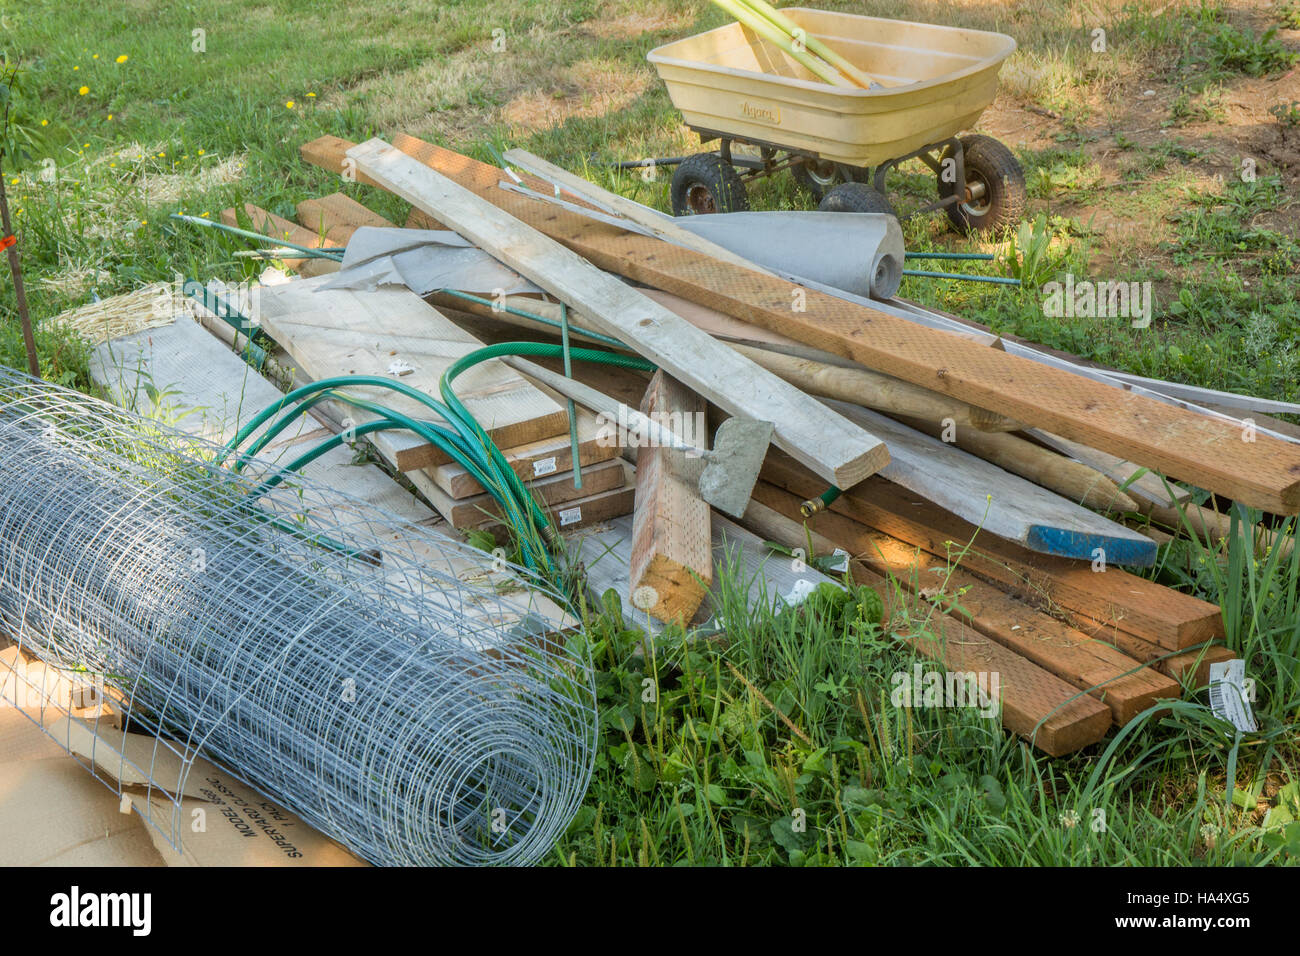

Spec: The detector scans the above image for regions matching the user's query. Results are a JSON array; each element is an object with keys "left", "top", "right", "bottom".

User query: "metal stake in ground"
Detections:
[{"left": 0, "top": 65, "right": 39, "bottom": 378}]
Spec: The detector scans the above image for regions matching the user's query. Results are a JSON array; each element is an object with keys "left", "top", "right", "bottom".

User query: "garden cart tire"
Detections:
[
  {"left": 790, "top": 158, "right": 867, "bottom": 200},
  {"left": 939, "top": 134, "right": 1026, "bottom": 234},
  {"left": 818, "top": 182, "right": 896, "bottom": 217},
  {"left": 671, "top": 152, "right": 750, "bottom": 215}
]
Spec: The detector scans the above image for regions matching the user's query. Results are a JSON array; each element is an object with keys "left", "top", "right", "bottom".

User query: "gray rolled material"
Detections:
[
  {"left": 673, "top": 210, "right": 905, "bottom": 299},
  {"left": 0, "top": 370, "right": 594, "bottom": 866}
]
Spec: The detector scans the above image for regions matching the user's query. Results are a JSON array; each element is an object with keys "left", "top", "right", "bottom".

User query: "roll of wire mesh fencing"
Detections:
[{"left": 0, "top": 368, "right": 595, "bottom": 866}]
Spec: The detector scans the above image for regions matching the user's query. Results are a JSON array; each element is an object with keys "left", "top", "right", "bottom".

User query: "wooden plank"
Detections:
[
  {"left": 1031, "top": 430, "right": 1191, "bottom": 508},
  {"left": 466, "top": 467, "right": 635, "bottom": 537},
  {"left": 253, "top": 274, "right": 569, "bottom": 471},
  {"left": 760, "top": 450, "right": 1224, "bottom": 650},
  {"left": 410, "top": 456, "right": 625, "bottom": 529},
  {"left": 296, "top": 193, "right": 395, "bottom": 244},
  {"left": 822, "top": 399, "right": 1157, "bottom": 566},
  {"left": 301, "top": 134, "right": 380, "bottom": 187},
  {"left": 1063, "top": 614, "right": 1236, "bottom": 686},
  {"left": 326, "top": 135, "right": 1294, "bottom": 453},
  {"left": 741, "top": 498, "right": 1113, "bottom": 755},
  {"left": 377, "top": 134, "right": 1300, "bottom": 514},
  {"left": 752, "top": 481, "right": 1179, "bottom": 725},
  {"left": 899, "top": 416, "right": 1138, "bottom": 513},
  {"left": 220, "top": 204, "right": 338, "bottom": 277},
  {"left": 629, "top": 371, "right": 712, "bottom": 625},
  {"left": 502, "top": 148, "right": 773, "bottom": 275},
  {"left": 347, "top": 137, "right": 891, "bottom": 490},
  {"left": 894, "top": 598, "right": 1114, "bottom": 755},
  {"left": 427, "top": 405, "right": 619, "bottom": 499}
]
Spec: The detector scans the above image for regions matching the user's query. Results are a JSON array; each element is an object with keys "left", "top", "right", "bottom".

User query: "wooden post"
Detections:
[{"left": 629, "top": 371, "right": 713, "bottom": 624}]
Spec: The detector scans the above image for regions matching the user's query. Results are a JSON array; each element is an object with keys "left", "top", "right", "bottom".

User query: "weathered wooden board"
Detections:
[
  {"left": 347, "top": 137, "right": 891, "bottom": 490},
  {"left": 574, "top": 512, "right": 841, "bottom": 637},
  {"left": 253, "top": 274, "right": 569, "bottom": 470},
  {"left": 823, "top": 399, "right": 1157, "bottom": 566}
]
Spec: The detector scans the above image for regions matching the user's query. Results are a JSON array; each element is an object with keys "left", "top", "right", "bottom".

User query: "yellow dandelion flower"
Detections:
[
  {"left": 285, "top": 100, "right": 295, "bottom": 109},
  {"left": 307, "top": 92, "right": 316, "bottom": 98},
  {"left": 93, "top": 54, "right": 99, "bottom": 60},
  {"left": 200, "top": 212, "right": 210, "bottom": 218},
  {"left": 109, "top": 162, "right": 116, "bottom": 168},
  {"left": 8, "top": 178, "right": 16, "bottom": 185},
  {"left": 116, "top": 55, "right": 128, "bottom": 64},
  {"left": 141, "top": 220, "right": 147, "bottom": 226},
  {"left": 41, "top": 119, "right": 49, "bottom": 127},
  {"left": 197, "top": 149, "right": 205, "bottom": 155},
  {"left": 83, "top": 143, "right": 90, "bottom": 148},
  {"left": 73, "top": 66, "right": 79, "bottom": 71},
  {"left": 78, "top": 86, "right": 89, "bottom": 95},
  {"left": 107, "top": 114, "right": 114, "bottom": 121}
]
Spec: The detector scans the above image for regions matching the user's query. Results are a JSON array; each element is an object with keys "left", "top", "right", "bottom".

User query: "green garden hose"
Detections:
[{"left": 222, "top": 343, "right": 655, "bottom": 579}]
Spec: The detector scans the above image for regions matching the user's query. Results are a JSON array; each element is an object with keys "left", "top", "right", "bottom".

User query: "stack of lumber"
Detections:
[
  {"left": 240, "top": 254, "right": 637, "bottom": 536},
  {"left": 186, "top": 130, "right": 1294, "bottom": 756}
]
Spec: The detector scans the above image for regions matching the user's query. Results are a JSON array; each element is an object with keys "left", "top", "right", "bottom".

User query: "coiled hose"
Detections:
[{"left": 223, "top": 342, "right": 657, "bottom": 579}]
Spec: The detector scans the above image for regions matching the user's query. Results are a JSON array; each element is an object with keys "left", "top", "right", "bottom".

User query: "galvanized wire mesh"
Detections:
[{"left": 0, "top": 367, "right": 595, "bottom": 866}]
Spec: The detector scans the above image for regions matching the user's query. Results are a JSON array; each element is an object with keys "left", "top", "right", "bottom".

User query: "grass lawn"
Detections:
[{"left": 3, "top": 0, "right": 1300, "bottom": 865}]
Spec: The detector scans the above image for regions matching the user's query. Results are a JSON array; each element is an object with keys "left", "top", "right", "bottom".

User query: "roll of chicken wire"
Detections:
[{"left": 0, "top": 368, "right": 594, "bottom": 866}]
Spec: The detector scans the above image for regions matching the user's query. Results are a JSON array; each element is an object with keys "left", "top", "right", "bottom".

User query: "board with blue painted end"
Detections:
[{"left": 823, "top": 399, "right": 1158, "bottom": 567}]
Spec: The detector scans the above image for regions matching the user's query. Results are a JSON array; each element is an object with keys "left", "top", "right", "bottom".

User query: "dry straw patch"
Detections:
[{"left": 501, "top": 58, "right": 650, "bottom": 134}]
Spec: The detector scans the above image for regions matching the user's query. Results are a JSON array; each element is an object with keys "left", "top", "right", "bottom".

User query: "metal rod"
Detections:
[
  {"left": 559, "top": 303, "right": 583, "bottom": 490},
  {"left": 608, "top": 155, "right": 690, "bottom": 170},
  {"left": 169, "top": 213, "right": 346, "bottom": 259},
  {"left": 901, "top": 269, "right": 1021, "bottom": 286}
]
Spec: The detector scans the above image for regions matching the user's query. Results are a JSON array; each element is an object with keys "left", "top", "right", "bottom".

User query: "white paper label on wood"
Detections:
[
  {"left": 533, "top": 456, "right": 558, "bottom": 477},
  {"left": 559, "top": 506, "right": 582, "bottom": 526},
  {"left": 1208, "top": 660, "right": 1257, "bottom": 733}
]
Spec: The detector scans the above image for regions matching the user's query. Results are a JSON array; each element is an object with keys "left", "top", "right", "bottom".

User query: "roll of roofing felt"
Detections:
[{"left": 673, "top": 210, "right": 905, "bottom": 299}]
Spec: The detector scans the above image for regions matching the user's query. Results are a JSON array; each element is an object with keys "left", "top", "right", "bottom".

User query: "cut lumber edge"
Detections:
[{"left": 628, "top": 371, "right": 713, "bottom": 625}]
